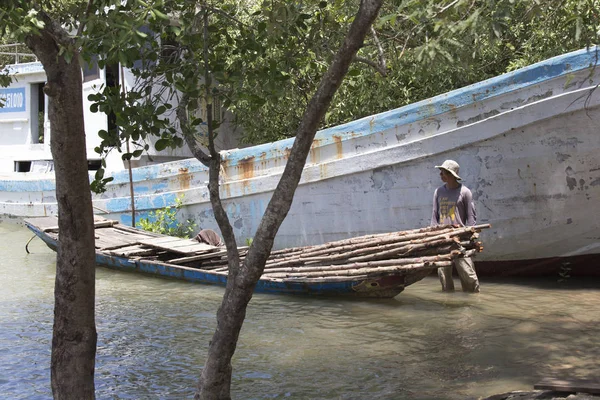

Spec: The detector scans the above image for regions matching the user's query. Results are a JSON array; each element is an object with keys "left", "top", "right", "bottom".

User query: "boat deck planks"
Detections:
[
  {"left": 169, "top": 250, "right": 229, "bottom": 264},
  {"left": 534, "top": 379, "right": 600, "bottom": 394},
  {"left": 94, "top": 226, "right": 152, "bottom": 249},
  {"left": 137, "top": 237, "right": 217, "bottom": 254},
  {"left": 94, "top": 227, "right": 139, "bottom": 249},
  {"left": 108, "top": 245, "right": 160, "bottom": 258},
  {"left": 25, "top": 216, "right": 60, "bottom": 231},
  {"left": 26, "top": 216, "right": 219, "bottom": 256}
]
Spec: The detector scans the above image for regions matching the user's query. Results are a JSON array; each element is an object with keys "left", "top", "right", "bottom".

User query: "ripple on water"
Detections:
[{"left": 1, "top": 224, "right": 600, "bottom": 399}]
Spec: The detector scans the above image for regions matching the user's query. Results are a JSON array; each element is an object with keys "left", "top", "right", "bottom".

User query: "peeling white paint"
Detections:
[{"left": 2, "top": 47, "right": 600, "bottom": 267}]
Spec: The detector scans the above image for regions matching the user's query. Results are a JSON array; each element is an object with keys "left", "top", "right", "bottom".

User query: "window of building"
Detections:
[{"left": 83, "top": 55, "right": 100, "bottom": 82}]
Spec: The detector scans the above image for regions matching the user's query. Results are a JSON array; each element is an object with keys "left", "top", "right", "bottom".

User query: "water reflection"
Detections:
[{"left": 1, "top": 222, "right": 599, "bottom": 399}]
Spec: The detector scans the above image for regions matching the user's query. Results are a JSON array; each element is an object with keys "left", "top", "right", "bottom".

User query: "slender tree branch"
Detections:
[
  {"left": 206, "top": 5, "right": 248, "bottom": 27},
  {"left": 176, "top": 93, "right": 212, "bottom": 165},
  {"left": 354, "top": 56, "right": 386, "bottom": 76},
  {"left": 203, "top": 8, "right": 218, "bottom": 161},
  {"left": 202, "top": 3, "right": 240, "bottom": 274},
  {"left": 76, "top": 0, "right": 95, "bottom": 37},
  {"left": 370, "top": 26, "right": 386, "bottom": 74},
  {"left": 439, "top": 0, "right": 460, "bottom": 14}
]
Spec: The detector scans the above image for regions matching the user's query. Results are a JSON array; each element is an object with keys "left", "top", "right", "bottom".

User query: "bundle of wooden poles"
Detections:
[{"left": 207, "top": 224, "right": 490, "bottom": 279}]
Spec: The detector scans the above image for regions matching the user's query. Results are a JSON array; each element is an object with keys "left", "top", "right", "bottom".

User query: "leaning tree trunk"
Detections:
[
  {"left": 26, "top": 21, "right": 97, "bottom": 400},
  {"left": 195, "top": 1, "right": 383, "bottom": 398}
]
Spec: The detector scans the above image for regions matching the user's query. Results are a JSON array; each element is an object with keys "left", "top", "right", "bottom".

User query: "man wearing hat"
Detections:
[{"left": 431, "top": 160, "right": 480, "bottom": 292}]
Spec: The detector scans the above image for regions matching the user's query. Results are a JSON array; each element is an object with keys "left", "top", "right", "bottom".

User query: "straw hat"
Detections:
[{"left": 435, "top": 160, "right": 462, "bottom": 181}]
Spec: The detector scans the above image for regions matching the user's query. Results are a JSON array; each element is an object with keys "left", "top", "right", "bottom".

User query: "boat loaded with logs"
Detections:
[{"left": 25, "top": 216, "right": 489, "bottom": 298}]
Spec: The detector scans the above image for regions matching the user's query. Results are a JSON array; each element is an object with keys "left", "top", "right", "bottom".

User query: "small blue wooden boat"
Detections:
[{"left": 24, "top": 217, "right": 485, "bottom": 298}]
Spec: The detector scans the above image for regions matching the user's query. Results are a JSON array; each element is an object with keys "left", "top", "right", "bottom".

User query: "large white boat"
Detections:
[{"left": 2, "top": 47, "right": 600, "bottom": 276}]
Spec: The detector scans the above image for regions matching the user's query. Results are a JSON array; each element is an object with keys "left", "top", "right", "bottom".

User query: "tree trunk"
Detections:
[
  {"left": 26, "top": 23, "right": 97, "bottom": 399},
  {"left": 196, "top": 1, "right": 383, "bottom": 398}
]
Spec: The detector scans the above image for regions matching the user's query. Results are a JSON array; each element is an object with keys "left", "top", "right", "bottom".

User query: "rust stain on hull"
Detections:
[
  {"left": 177, "top": 168, "right": 191, "bottom": 190},
  {"left": 333, "top": 135, "right": 343, "bottom": 159},
  {"left": 310, "top": 139, "right": 322, "bottom": 164},
  {"left": 239, "top": 157, "right": 255, "bottom": 180},
  {"left": 238, "top": 156, "right": 255, "bottom": 193}
]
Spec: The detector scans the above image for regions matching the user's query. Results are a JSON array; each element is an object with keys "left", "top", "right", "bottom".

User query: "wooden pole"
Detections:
[{"left": 120, "top": 64, "right": 135, "bottom": 227}]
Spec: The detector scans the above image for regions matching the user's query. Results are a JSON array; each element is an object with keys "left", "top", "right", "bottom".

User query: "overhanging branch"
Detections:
[{"left": 354, "top": 56, "right": 386, "bottom": 76}]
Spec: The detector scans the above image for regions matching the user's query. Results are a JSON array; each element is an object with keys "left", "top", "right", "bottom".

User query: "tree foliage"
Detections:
[
  {"left": 227, "top": 0, "right": 600, "bottom": 144},
  {"left": 137, "top": 196, "right": 197, "bottom": 238},
  {"left": 19, "top": 0, "right": 595, "bottom": 178},
  {"left": 3, "top": 1, "right": 599, "bottom": 153}
]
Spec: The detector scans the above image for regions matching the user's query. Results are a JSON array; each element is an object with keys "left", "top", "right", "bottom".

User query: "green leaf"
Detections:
[
  {"left": 95, "top": 168, "right": 105, "bottom": 180},
  {"left": 153, "top": 9, "right": 169, "bottom": 20},
  {"left": 118, "top": 51, "right": 128, "bottom": 66},
  {"left": 135, "top": 29, "right": 148, "bottom": 38},
  {"left": 376, "top": 13, "right": 396, "bottom": 28},
  {"left": 347, "top": 68, "right": 360, "bottom": 76},
  {"left": 492, "top": 22, "right": 502, "bottom": 39},
  {"left": 64, "top": 51, "right": 73, "bottom": 64},
  {"left": 155, "top": 138, "right": 168, "bottom": 151}
]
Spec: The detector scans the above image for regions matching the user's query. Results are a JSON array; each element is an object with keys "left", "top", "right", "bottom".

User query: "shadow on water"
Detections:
[{"left": 484, "top": 276, "right": 600, "bottom": 290}]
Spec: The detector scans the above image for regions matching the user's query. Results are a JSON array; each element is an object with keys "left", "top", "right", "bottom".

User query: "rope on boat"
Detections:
[
  {"left": 92, "top": 205, "right": 109, "bottom": 214},
  {"left": 25, "top": 235, "right": 36, "bottom": 254}
]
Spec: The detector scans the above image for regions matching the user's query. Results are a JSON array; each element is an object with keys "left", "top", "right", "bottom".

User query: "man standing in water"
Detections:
[{"left": 431, "top": 160, "right": 480, "bottom": 293}]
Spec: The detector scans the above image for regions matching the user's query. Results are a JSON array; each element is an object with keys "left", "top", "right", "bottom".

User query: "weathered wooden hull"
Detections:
[{"left": 5, "top": 47, "right": 600, "bottom": 276}]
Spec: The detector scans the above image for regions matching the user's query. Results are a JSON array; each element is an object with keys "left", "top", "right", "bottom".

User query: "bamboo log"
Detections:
[
  {"left": 179, "top": 225, "right": 488, "bottom": 274},
  {"left": 44, "top": 219, "right": 118, "bottom": 233},
  {"left": 169, "top": 250, "right": 229, "bottom": 264},
  {"left": 337, "top": 237, "right": 460, "bottom": 264},
  {"left": 262, "top": 251, "right": 462, "bottom": 275},
  {"left": 264, "top": 236, "right": 481, "bottom": 270},
  {"left": 265, "top": 236, "right": 460, "bottom": 268},
  {"left": 265, "top": 226, "right": 479, "bottom": 266},
  {"left": 267, "top": 225, "right": 459, "bottom": 258},
  {"left": 267, "top": 260, "right": 454, "bottom": 279},
  {"left": 267, "top": 225, "right": 480, "bottom": 261},
  {"left": 263, "top": 249, "right": 478, "bottom": 278},
  {"left": 268, "top": 224, "right": 490, "bottom": 258}
]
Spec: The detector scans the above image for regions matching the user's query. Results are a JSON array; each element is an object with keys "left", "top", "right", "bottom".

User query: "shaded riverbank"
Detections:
[{"left": 1, "top": 221, "right": 599, "bottom": 399}]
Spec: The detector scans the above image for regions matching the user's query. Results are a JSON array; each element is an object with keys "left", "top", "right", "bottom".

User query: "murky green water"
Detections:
[{"left": 1, "top": 221, "right": 599, "bottom": 399}]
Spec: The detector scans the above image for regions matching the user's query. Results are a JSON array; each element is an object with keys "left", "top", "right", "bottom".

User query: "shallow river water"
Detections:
[{"left": 1, "top": 221, "right": 599, "bottom": 400}]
